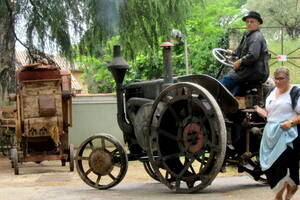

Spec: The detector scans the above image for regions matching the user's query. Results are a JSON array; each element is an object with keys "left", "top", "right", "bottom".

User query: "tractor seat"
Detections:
[{"left": 238, "top": 80, "right": 263, "bottom": 96}]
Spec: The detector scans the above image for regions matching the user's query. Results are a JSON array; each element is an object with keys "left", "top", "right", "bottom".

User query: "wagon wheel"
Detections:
[
  {"left": 69, "top": 144, "right": 74, "bottom": 172},
  {"left": 75, "top": 133, "right": 128, "bottom": 189},
  {"left": 143, "top": 161, "right": 160, "bottom": 181},
  {"left": 11, "top": 148, "right": 19, "bottom": 175},
  {"left": 146, "top": 82, "right": 227, "bottom": 193}
]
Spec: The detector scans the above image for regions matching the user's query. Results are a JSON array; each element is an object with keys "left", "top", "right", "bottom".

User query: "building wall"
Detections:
[
  {"left": 72, "top": 71, "right": 89, "bottom": 94},
  {"left": 69, "top": 94, "right": 124, "bottom": 147}
]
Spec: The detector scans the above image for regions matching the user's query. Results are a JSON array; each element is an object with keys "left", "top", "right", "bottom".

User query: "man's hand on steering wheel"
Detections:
[
  {"left": 227, "top": 49, "right": 233, "bottom": 55},
  {"left": 212, "top": 48, "right": 235, "bottom": 67},
  {"left": 233, "top": 59, "right": 241, "bottom": 70}
]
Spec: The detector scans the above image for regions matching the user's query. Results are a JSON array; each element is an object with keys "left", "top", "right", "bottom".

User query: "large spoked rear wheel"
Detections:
[
  {"left": 143, "top": 161, "right": 160, "bottom": 181},
  {"left": 146, "top": 82, "right": 227, "bottom": 193},
  {"left": 75, "top": 134, "right": 128, "bottom": 189}
]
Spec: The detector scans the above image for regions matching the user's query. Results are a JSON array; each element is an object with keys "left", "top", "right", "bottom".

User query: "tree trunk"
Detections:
[
  {"left": 286, "top": 27, "right": 300, "bottom": 40},
  {"left": 0, "top": 1, "right": 16, "bottom": 105}
]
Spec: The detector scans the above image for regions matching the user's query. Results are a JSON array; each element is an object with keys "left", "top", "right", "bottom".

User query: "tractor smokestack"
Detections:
[
  {"left": 108, "top": 45, "right": 133, "bottom": 135},
  {"left": 108, "top": 45, "right": 129, "bottom": 84},
  {"left": 160, "top": 42, "right": 174, "bottom": 86}
]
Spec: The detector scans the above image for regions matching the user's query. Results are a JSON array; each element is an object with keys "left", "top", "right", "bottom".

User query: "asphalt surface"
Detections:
[{"left": 0, "top": 157, "right": 299, "bottom": 200}]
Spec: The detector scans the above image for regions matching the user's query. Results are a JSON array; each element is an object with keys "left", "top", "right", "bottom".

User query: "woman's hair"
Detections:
[{"left": 274, "top": 67, "right": 290, "bottom": 79}]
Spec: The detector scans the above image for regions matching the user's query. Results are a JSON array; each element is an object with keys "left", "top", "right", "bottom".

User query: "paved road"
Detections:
[
  {"left": 0, "top": 158, "right": 298, "bottom": 200},
  {"left": 0, "top": 175, "right": 275, "bottom": 200}
]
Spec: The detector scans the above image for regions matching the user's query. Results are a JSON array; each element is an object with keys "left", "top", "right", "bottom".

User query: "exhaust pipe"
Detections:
[
  {"left": 160, "top": 42, "right": 174, "bottom": 86},
  {"left": 107, "top": 45, "right": 133, "bottom": 135}
]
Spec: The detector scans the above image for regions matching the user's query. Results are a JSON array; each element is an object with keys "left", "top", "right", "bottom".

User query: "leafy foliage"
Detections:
[
  {"left": 1, "top": 0, "right": 17, "bottom": 104},
  {"left": 119, "top": 0, "right": 193, "bottom": 59},
  {"left": 185, "top": 0, "right": 244, "bottom": 76},
  {"left": 2, "top": 0, "right": 247, "bottom": 95},
  {"left": 77, "top": 55, "right": 115, "bottom": 93},
  {"left": 246, "top": 0, "right": 300, "bottom": 39},
  {"left": 12, "top": 0, "right": 84, "bottom": 58},
  {"left": 77, "top": 0, "right": 245, "bottom": 93}
]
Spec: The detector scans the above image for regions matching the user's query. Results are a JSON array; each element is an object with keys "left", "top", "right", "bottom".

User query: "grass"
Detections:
[
  {"left": 267, "top": 38, "right": 300, "bottom": 84},
  {"left": 230, "top": 30, "right": 300, "bottom": 83}
]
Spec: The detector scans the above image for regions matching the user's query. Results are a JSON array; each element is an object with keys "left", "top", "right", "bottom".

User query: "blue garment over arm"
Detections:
[{"left": 260, "top": 122, "right": 298, "bottom": 171}]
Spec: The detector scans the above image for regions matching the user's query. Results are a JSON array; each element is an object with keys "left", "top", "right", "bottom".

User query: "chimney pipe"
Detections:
[
  {"left": 107, "top": 45, "right": 133, "bottom": 135},
  {"left": 160, "top": 42, "right": 174, "bottom": 86}
]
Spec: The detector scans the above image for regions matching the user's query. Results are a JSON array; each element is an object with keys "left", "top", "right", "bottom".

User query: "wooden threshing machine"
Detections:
[{"left": 10, "top": 62, "right": 74, "bottom": 174}]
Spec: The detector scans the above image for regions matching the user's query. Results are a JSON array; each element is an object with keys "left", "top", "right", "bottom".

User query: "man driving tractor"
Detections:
[{"left": 220, "top": 11, "right": 269, "bottom": 95}]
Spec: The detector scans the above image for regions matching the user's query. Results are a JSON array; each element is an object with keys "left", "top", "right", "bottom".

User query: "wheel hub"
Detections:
[
  {"left": 89, "top": 150, "right": 113, "bottom": 175},
  {"left": 183, "top": 123, "right": 204, "bottom": 153}
]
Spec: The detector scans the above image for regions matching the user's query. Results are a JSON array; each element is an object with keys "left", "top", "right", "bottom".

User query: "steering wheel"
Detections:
[{"left": 212, "top": 48, "right": 234, "bottom": 67}]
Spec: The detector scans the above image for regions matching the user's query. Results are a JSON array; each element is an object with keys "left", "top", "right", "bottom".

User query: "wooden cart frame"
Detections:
[{"left": 10, "top": 62, "right": 74, "bottom": 175}]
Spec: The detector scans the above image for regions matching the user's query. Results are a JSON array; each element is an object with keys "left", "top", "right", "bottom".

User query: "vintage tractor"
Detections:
[
  {"left": 75, "top": 44, "right": 273, "bottom": 193},
  {"left": 9, "top": 62, "right": 74, "bottom": 175}
]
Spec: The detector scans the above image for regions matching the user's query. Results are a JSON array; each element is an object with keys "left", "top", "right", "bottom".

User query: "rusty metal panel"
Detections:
[
  {"left": 21, "top": 81, "right": 63, "bottom": 118},
  {"left": 39, "top": 95, "right": 56, "bottom": 117},
  {"left": 60, "top": 70, "right": 72, "bottom": 93},
  {"left": 18, "top": 70, "right": 61, "bottom": 82},
  {"left": 24, "top": 116, "right": 63, "bottom": 145}
]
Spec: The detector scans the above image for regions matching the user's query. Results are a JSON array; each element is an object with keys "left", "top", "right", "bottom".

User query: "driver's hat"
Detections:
[{"left": 242, "top": 11, "right": 263, "bottom": 24}]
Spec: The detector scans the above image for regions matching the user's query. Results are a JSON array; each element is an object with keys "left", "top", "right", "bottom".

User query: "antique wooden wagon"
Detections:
[{"left": 10, "top": 62, "right": 74, "bottom": 174}]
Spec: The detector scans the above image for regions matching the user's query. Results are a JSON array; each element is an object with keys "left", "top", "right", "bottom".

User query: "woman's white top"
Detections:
[
  {"left": 266, "top": 87, "right": 300, "bottom": 122},
  {"left": 261, "top": 87, "right": 300, "bottom": 171}
]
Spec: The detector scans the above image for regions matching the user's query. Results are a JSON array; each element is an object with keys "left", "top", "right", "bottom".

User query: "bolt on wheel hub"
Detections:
[
  {"left": 89, "top": 150, "right": 113, "bottom": 175},
  {"left": 183, "top": 123, "right": 204, "bottom": 153}
]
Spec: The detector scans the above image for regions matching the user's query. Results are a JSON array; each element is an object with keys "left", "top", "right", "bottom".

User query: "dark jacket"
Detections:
[{"left": 228, "top": 29, "right": 269, "bottom": 83}]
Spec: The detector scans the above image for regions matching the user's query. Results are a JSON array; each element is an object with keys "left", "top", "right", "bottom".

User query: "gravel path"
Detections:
[{"left": 0, "top": 156, "right": 299, "bottom": 200}]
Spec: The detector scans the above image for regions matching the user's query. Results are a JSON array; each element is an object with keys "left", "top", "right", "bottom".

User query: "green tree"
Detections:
[
  {"left": 76, "top": 0, "right": 196, "bottom": 92},
  {"left": 1, "top": 0, "right": 195, "bottom": 101},
  {"left": 1, "top": 0, "right": 83, "bottom": 104},
  {"left": 246, "top": 0, "right": 300, "bottom": 39},
  {"left": 182, "top": 0, "right": 243, "bottom": 76},
  {"left": 0, "top": 1, "right": 15, "bottom": 104},
  {"left": 78, "top": 0, "right": 245, "bottom": 93},
  {"left": 119, "top": 0, "right": 193, "bottom": 59}
]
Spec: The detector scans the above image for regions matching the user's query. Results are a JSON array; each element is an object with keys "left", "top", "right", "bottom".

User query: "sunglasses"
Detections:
[{"left": 274, "top": 77, "right": 286, "bottom": 81}]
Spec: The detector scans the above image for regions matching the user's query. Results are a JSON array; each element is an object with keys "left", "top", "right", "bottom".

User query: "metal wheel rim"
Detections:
[
  {"left": 142, "top": 161, "right": 160, "bottom": 181},
  {"left": 75, "top": 133, "right": 128, "bottom": 189},
  {"left": 146, "top": 82, "right": 227, "bottom": 193}
]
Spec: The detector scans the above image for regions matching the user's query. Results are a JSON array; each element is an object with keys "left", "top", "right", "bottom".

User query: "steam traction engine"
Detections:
[
  {"left": 10, "top": 62, "right": 74, "bottom": 175},
  {"left": 75, "top": 44, "right": 273, "bottom": 192}
]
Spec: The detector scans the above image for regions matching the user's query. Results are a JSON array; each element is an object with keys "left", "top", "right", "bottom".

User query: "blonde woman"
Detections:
[{"left": 256, "top": 67, "right": 300, "bottom": 200}]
